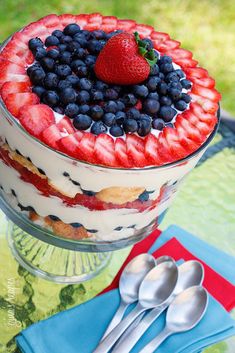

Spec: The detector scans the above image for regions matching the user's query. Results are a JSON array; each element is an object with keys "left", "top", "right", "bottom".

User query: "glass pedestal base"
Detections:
[{"left": 7, "top": 220, "right": 112, "bottom": 284}]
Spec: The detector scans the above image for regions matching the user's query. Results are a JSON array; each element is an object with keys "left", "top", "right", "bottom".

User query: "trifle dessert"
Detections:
[{"left": 0, "top": 13, "right": 221, "bottom": 244}]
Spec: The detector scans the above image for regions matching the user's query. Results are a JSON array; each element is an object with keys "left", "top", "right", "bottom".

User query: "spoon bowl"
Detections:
[{"left": 174, "top": 260, "right": 204, "bottom": 296}]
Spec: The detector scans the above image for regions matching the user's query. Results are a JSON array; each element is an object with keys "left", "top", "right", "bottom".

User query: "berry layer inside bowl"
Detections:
[{"left": 0, "top": 13, "right": 221, "bottom": 242}]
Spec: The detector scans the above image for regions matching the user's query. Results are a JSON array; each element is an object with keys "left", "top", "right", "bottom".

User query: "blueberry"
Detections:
[
  {"left": 133, "top": 85, "right": 149, "bottom": 98},
  {"left": 126, "top": 108, "right": 140, "bottom": 120},
  {"left": 64, "top": 103, "right": 80, "bottom": 118},
  {"left": 137, "top": 119, "right": 151, "bottom": 137},
  {"left": 60, "top": 87, "right": 77, "bottom": 104},
  {"left": 138, "top": 191, "right": 149, "bottom": 202},
  {"left": 160, "top": 63, "right": 174, "bottom": 74},
  {"left": 123, "top": 119, "right": 138, "bottom": 133},
  {"left": 115, "top": 111, "right": 126, "bottom": 125},
  {"left": 79, "top": 104, "right": 90, "bottom": 114},
  {"left": 30, "top": 68, "right": 45, "bottom": 85},
  {"left": 73, "top": 35, "right": 88, "bottom": 48},
  {"left": 181, "top": 93, "right": 192, "bottom": 103},
  {"left": 174, "top": 69, "right": 185, "bottom": 79},
  {"left": 67, "top": 40, "right": 81, "bottom": 53},
  {"left": 106, "top": 30, "right": 123, "bottom": 39},
  {"left": 116, "top": 100, "right": 125, "bottom": 111},
  {"left": 142, "top": 38, "right": 153, "bottom": 50},
  {"left": 90, "top": 90, "right": 104, "bottom": 101},
  {"left": 160, "top": 96, "right": 172, "bottom": 106},
  {"left": 159, "top": 72, "right": 165, "bottom": 80},
  {"left": 95, "top": 80, "right": 108, "bottom": 91},
  {"left": 32, "top": 86, "right": 45, "bottom": 98},
  {"left": 53, "top": 106, "right": 64, "bottom": 114},
  {"left": 169, "top": 81, "right": 182, "bottom": 91},
  {"left": 85, "top": 55, "right": 97, "bottom": 66},
  {"left": 148, "top": 92, "right": 159, "bottom": 100},
  {"left": 73, "top": 114, "right": 92, "bottom": 130},
  {"left": 87, "top": 39, "right": 103, "bottom": 54},
  {"left": 26, "top": 63, "right": 41, "bottom": 76},
  {"left": 34, "top": 47, "right": 47, "bottom": 60},
  {"left": 112, "top": 85, "right": 122, "bottom": 94},
  {"left": 72, "top": 48, "right": 85, "bottom": 60},
  {"left": 76, "top": 90, "right": 90, "bottom": 104},
  {"left": 123, "top": 94, "right": 137, "bottom": 107},
  {"left": 63, "top": 23, "right": 81, "bottom": 36},
  {"left": 110, "top": 125, "right": 124, "bottom": 137},
  {"left": 165, "top": 72, "right": 180, "bottom": 83},
  {"left": 103, "top": 113, "right": 116, "bottom": 127},
  {"left": 45, "top": 35, "right": 60, "bottom": 47},
  {"left": 52, "top": 29, "right": 63, "bottom": 38},
  {"left": 28, "top": 37, "right": 43, "bottom": 51},
  {"left": 146, "top": 76, "right": 160, "bottom": 92},
  {"left": 47, "top": 48, "right": 60, "bottom": 59},
  {"left": 152, "top": 118, "right": 165, "bottom": 130},
  {"left": 43, "top": 72, "right": 59, "bottom": 90},
  {"left": 143, "top": 98, "right": 160, "bottom": 115},
  {"left": 57, "top": 44, "right": 68, "bottom": 52},
  {"left": 105, "top": 88, "right": 118, "bottom": 100},
  {"left": 91, "top": 121, "right": 107, "bottom": 135},
  {"left": 79, "top": 78, "right": 92, "bottom": 91},
  {"left": 92, "top": 30, "right": 106, "bottom": 40},
  {"left": 166, "top": 122, "right": 174, "bottom": 128},
  {"left": 90, "top": 105, "right": 104, "bottom": 121},
  {"left": 140, "top": 113, "right": 152, "bottom": 123},
  {"left": 57, "top": 80, "right": 72, "bottom": 91},
  {"left": 181, "top": 79, "right": 192, "bottom": 89},
  {"left": 40, "top": 57, "right": 54, "bottom": 71},
  {"left": 74, "top": 65, "right": 88, "bottom": 77},
  {"left": 66, "top": 75, "right": 80, "bottom": 87},
  {"left": 174, "top": 100, "right": 187, "bottom": 111},
  {"left": 71, "top": 59, "right": 85, "bottom": 69},
  {"left": 60, "top": 35, "right": 73, "bottom": 44},
  {"left": 157, "top": 82, "right": 168, "bottom": 95},
  {"left": 150, "top": 64, "right": 160, "bottom": 76},
  {"left": 59, "top": 51, "right": 72, "bottom": 64},
  {"left": 54, "top": 64, "right": 72, "bottom": 78},
  {"left": 158, "top": 55, "right": 172, "bottom": 65},
  {"left": 158, "top": 106, "right": 177, "bottom": 122},
  {"left": 42, "top": 90, "right": 59, "bottom": 107},
  {"left": 168, "top": 88, "right": 182, "bottom": 101},
  {"left": 104, "top": 101, "right": 118, "bottom": 113}
]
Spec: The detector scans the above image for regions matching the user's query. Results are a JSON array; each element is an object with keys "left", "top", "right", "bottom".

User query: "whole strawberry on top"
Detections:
[{"left": 95, "top": 32, "right": 157, "bottom": 85}]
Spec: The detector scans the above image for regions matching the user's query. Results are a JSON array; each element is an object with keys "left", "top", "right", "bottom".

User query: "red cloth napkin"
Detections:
[{"left": 101, "top": 231, "right": 235, "bottom": 312}]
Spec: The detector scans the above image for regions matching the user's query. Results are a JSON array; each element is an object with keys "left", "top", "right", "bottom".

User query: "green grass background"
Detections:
[{"left": 0, "top": 0, "right": 234, "bottom": 115}]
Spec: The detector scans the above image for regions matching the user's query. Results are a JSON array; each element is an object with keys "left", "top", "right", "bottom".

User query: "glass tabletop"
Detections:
[{"left": 0, "top": 116, "right": 234, "bottom": 353}]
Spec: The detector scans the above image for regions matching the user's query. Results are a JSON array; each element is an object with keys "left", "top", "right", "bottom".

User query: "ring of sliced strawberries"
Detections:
[{"left": 0, "top": 13, "right": 221, "bottom": 168}]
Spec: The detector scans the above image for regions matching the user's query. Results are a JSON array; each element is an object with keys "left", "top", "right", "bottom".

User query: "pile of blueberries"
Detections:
[{"left": 27, "top": 23, "right": 192, "bottom": 137}]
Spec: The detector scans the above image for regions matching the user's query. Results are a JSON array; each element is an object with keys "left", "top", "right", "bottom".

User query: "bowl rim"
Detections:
[{"left": 0, "top": 34, "right": 221, "bottom": 172}]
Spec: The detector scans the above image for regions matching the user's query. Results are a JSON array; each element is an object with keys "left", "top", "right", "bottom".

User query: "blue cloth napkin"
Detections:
[{"left": 16, "top": 225, "right": 235, "bottom": 353}]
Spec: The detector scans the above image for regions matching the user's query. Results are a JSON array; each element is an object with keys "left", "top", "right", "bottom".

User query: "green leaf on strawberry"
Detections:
[{"left": 134, "top": 32, "right": 158, "bottom": 67}]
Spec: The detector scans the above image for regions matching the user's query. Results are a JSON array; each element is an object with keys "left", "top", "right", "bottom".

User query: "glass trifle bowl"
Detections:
[{"left": 0, "top": 14, "right": 221, "bottom": 283}]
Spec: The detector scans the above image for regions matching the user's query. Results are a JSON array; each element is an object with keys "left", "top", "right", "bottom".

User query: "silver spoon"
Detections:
[
  {"left": 115, "top": 256, "right": 176, "bottom": 346},
  {"left": 101, "top": 253, "right": 156, "bottom": 339},
  {"left": 113, "top": 260, "right": 204, "bottom": 352},
  {"left": 94, "top": 261, "right": 178, "bottom": 353},
  {"left": 140, "top": 286, "right": 208, "bottom": 353}
]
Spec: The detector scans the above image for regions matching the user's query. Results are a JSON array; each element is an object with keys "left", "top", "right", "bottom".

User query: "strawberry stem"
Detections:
[{"left": 134, "top": 32, "right": 157, "bottom": 67}]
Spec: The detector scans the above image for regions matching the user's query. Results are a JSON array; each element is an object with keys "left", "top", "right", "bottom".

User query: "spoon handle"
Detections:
[
  {"left": 101, "top": 300, "right": 127, "bottom": 340},
  {"left": 93, "top": 304, "right": 144, "bottom": 353},
  {"left": 112, "top": 306, "right": 164, "bottom": 353},
  {"left": 140, "top": 327, "right": 172, "bottom": 353}
]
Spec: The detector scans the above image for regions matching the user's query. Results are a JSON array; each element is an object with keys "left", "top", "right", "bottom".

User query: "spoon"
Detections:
[
  {"left": 113, "top": 260, "right": 204, "bottom": 352},
  {"left": 101, "top": 253, "right": 156, "bottom": 339},
  {"left": 140, "top": 286, "right": 208, "bottom": 353},
  {"left": 94, "top": 261, "right": 178, "bottom": 353}
]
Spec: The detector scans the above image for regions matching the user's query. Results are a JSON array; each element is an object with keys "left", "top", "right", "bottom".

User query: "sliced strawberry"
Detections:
[
  {"left": 101, "top": 16, "right": 118, "bottom": 32},
  {"left": 151, "top": 31, "right": 170, "bottom": 42},
  {"left": 0, "top": 59, "right": 30, "bottom": 87},
  {"left": 191, "top": 102, "right": 218, "bottom": 128},
  {"left": 56, "top": 117, "right": 75, "bottom": 135},
  {"left": 145, "top": 134, "right": 162, "bottom": 165},
  {"left": 184, "top": 67, "right": 209, "bottom": 79},
  {"left": 5, "top": 92, "right": 39, "bottom": 117},
  {"left": 190, "top": 93, "right": 219, "bottom": 114},
  {"left": 191, "top": 84, "right": 221, "bottom": 102},
  {"left": 174, "top": 57, "right": 198, "bottom": 68},
  {"left": 134, "top": 24, "right": 153, "bottom": 37},
  {"left": 58, "top": 14, "right": 78, "bottom": 26},
  {"left": 163, "top": 127, "right": 188, "bottom": 159},
  {"left": 88, "top": 13, "right": 103, "bottom": 23},
  {"left": 1, "top": 81, "right": 31, "bottom": 101},
  {"left": 18, "top": 104, "right": 55, "bottom": 137},
  {"left": 77, "top": 132, "right": 96, "bottom": 164},
  {"left": 155, "top": 39, "right": 180, "bottom": 52},
  {"left": 116, "top": 20, "right": 136, "bottom": 31},
  {"left": 73, "top": 130, "right": 84, "bottom": 142},
  {"left": 41, "top": 124, "right": 61, "bottom": 149},
  {"left": 84, "top": 23, "right": 101, "bottom": 31},
  {"left": 22, "top": 22, "right": 50, "bottom": 41},
  {"left": 190, "top": 76, "right": 215, "bottom": 88},
  {"left": 175, "top": 114, "right": 205, "bottom": 143},
  {"left": 183, "top": 110, "right": 211, "bottom": 135},
  {"left": 175, "top": 124, "right": 201, "bottom": 153},
  {"left": 115, "top": 138, "right": 132, "bottom": 168},
  {"left": 134, "top": 99, "right": 142, "bottom": 110},
  {"left": 157, "top": 133, "right": 174, "bottom": 163},
  {"left": 38, "top": 14, "right": 61, "bottom": 29},
  {"left": 165, "top": 48, "right": 193, "bottom": 60},
  {"left": 94, "top": 134, "right": 118, "bottom": 167},
  {"left": 1, "top": 44, "right": 34, "bottom": 66},
  {"left": 58, "top": 133, "right": 80, "bottom": 158},
  {"left": 126, "top": 135, "right": 147, "bottom": 167}
]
